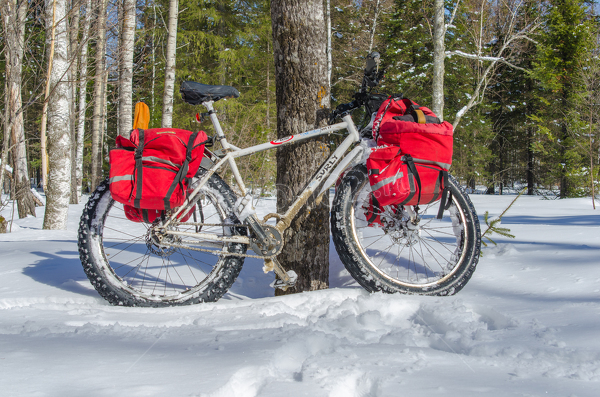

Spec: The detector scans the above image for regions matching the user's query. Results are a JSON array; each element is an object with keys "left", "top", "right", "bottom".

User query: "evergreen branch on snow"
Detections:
[{"left": 481, "top": 188, "right": 526, "bottom": 248}]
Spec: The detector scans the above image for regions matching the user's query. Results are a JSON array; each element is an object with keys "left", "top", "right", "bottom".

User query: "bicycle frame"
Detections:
[{"left": 161, "top": 100, "right": 365, "bottom": 250}]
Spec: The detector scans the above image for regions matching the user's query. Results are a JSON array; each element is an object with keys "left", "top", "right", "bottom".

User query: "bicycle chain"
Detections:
[
  {"left": 163, "top": 222, "right": 270, "bottom": 259},
  {"left": 171, "top": 221, "right": 248, "bottom": 228},
  {"left": 165, "top": 241, "right": 268, "bottom": 260}
]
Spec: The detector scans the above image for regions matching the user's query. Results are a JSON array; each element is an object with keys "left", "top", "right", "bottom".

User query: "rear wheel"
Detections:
[
  {"left": 331, "top": 164, "right": 480, "bottom": 295},
  {"left": 78, "top": 170, "right": 247, "bottom": 306}
]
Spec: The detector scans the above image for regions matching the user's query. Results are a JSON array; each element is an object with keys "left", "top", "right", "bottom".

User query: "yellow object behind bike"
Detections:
[{"left": 133, "top": 102, "right": 150, "bottom": 129}]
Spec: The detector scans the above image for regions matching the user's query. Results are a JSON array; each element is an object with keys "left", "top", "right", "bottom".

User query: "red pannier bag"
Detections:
[
  {"left": 122, "top": 204, "right": 196, "bottom": 223},
  {"left": 109, "top": 128, "right": 208, "bottom": 221},
  {"left": 372, "top": 96, "right": 453, "bottom": 170},
  {"left": 364, "top": 96, "right": 454, "bottom": 224},
  {"left": 366, "top": 145, "right": 447, "bottom": 204}
]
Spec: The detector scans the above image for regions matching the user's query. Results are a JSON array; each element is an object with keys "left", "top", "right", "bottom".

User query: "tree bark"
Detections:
[
  {"left": 326, "top": 0, "right": 331, "bottom": 88},
  {"left": 69, "top": 0, "right": 80, "bottom": 204},
  {"left": 1, "top": 78, "right": 11, "bottom": 203},
  {"left": 271, "top": 0, "right": 330, "bottom": 294},
  {"left": 2, "top": 0, "right": 36, "bottom": 218},
  {"left": 161, "top": 0, "right": 179, "bottom": 128},
  {"left": 91, "top": 0, "right": 108, "bottom": 191},
  {"left": 119, "top": 0, "right": 136, "bottom": 138},
  {"left": 76, "top": 0, "right": 92, "bottom": 197},
  {"left": 368, "top": 0, "right": 381, "bottom": 53},
  {"left": 432, "top": 0, "right": 445, "bottom": 120},
  {"left": 43, "top": 0, "right": 72, "bottom": 230}
]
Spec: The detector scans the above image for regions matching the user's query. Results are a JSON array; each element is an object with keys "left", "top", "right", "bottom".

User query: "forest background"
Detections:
[{"left": 2, "top": 0, "right": 600, "bottom": 229}]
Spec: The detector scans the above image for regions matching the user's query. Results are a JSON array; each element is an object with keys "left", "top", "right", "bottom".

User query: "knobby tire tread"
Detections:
[
  {"left": 331, "top": 164, "right": 480, "bottom": 296},
  {"left": 78, "top": 172, "right": 246, "bottom": 307}
]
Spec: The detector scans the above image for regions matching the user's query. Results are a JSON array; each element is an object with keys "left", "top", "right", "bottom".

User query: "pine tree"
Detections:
[
  {"left": 383, "top": 0, "right": 434, "bottom": 103},
  {"left": 533, "top": 0, "right": 594, "bottom": 197}
]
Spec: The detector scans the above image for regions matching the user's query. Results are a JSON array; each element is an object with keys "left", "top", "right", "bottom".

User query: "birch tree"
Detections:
[
  {"left": 91, "top": 0, "right": 108, "bottom": 191},
  {"left": 43, "top": 0, "right": 72, "bottom": 229},
  {"left": 2, "top": 0, "right": 36, "bottom": 218},
  {"left": 162, "top": 0, "right": 178, "bottom": 128},
  {"left": 432, "top": 0, "right": 446, "bottom": 119},
  {"left": 271, "top": 0, "right": 330, "bottom": 293},
  {"left": 76, "top": 0, "right": 92, "bottom": 199},
  {"left": 119, "top": 0, "right": 136, "bottom": 137},
  {"left": 69, "top": 0, "right": 80, "bottom": 204}
]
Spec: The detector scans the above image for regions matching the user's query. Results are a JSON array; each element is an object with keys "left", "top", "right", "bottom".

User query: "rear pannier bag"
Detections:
[
  {"left": 109, "top": 128, "right": 208, "bottom": 215},
  {"left": 123, "top": 204, "right": 196, "bottom": 224}
]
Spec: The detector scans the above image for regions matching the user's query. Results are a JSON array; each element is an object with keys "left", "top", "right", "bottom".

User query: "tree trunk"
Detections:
[
  {"left": 43, "top": 0, "right": 72, "bottom": 230},
  {"left": 151, "top": 3, "right": 157, "bottom": 116},
  {"left": 326, "top": 0, "right": 331, "bottom": 89},
  {"left": 2, "top": 0, "right": 36, "bottom": 218},
  {"left": 161, "top": 0, "right": 178, "bottom": 128},
  {"left": 432, "top": 0, "right": 445, "bottom": 120},
  {"left": 527, "top": 125, "right": 534, "bottom": 195},
  {"left": 559, "top": 89, "right": 569, "bottom": 198},
  {"left": 76, "top": 0, "right": 92, "bottom": 197},
  {"left": 119, "top": 0, "right": 136, "bottom": 138},
  {"left": 91, "top": 0, "right": 108, "bottom": 191},
  {"left": 69, "top": 0, "right": 80, "bottom": 204},
  {"left": 590, "top": 108, "right": 595, "bottom": 209},
  {"left": 271, "top": 0, "right": 330, "bottom": 294},
  {"left": 368, "top": 0, "right": 381, "bottom": 53},
  {"left": 1, "top": 80, "right": 11, "bottom": 202}
]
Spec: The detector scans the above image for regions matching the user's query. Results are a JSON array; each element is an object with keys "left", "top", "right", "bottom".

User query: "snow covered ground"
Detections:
[{"left": 1, "top": 192, "right": 600, "bottom": 396}]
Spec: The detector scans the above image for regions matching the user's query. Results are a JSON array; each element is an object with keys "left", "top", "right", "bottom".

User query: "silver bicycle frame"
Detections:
[{"left": 162, "top": 100, "right": 365, "bottom": 247}]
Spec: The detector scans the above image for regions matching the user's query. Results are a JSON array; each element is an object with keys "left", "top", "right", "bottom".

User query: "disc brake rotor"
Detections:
[{"left": 146, "top": 224, "right": 182, "bottom": 257}]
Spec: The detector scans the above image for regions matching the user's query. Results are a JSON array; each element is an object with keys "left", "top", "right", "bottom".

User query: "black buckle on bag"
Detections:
[{"left": 204, "top": 135, "right": 215, "bottom": 148}]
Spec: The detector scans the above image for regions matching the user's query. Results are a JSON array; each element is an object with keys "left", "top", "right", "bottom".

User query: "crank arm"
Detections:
[
  {"left": 245, "top": 214, "right": 270, "bottom": 243},
  {"left": 264, "top": 257, "right": 298, "bottom": 291}
]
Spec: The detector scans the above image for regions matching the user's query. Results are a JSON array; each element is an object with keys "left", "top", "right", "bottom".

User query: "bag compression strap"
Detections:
[
  {"left": 403, "top": 155, "right": 422, "bottom": 205},
  {"left": 414, "top": 109, "right": 426, "bottom": 124},
  {"left": 163, "top": 131, "right": 199, "bottom": 211},
  {"left": 133, "top": 129, "right": 145, "bottom": 208},
  {"left": 436, "top": 171, "right": 451, "bottom": 219},
  {"left": 366, "top": 194, "right": 383, "bottom": 227}
]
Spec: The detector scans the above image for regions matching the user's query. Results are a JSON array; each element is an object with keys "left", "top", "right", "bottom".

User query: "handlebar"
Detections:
[{"left": 328, "top": 52, "right": 386, "bottom": 124}]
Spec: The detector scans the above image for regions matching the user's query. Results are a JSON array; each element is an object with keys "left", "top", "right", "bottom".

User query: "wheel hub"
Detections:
[
  {"left": 382, "top": 209, "right": 421, "bottom": 247},
  {"left": 146, "top": 225, "right": 181, "bottom": 257}
]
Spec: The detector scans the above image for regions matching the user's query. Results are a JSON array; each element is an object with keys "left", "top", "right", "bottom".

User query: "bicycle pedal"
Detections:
[{"left": 270, "top": 270, "right": 298, "bottom": 291}]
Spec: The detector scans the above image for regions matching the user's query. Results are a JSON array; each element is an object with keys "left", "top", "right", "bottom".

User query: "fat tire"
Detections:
[
  {"left": 331, "top": 164, "right": 480, "bottom": 296},
  {"left": 78, "top": 170, "right": 247, "bottom": 307}
]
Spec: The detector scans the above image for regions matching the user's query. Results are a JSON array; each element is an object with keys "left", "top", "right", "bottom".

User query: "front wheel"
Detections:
[
  {"left": 78, "top": 169, "right": 247, "bottom": 306},
  {"left": 331, "top": 164, "right": 480, "bottom": 295}
]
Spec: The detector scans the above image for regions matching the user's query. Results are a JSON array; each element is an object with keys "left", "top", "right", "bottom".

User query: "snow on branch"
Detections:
[
  {"left": 446, "top": 50, "right": 529, "bottom": 72},
  {"left": 446, "top": 50, "right": 503, "bottom": 62}
]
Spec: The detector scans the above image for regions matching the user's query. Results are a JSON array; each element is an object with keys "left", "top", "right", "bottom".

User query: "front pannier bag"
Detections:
[
  {"left": 365, "top": 96, "right": 453, "bottom": 222},
  {"left": 109, "top": 128, "right": 208, "bottom": 222},
  {"left": 366, "top": 146, "right": 447, "bottom": 208}
]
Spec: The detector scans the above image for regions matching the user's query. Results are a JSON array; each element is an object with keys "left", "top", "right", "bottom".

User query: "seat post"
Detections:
[
  {"left": 202, "top": 101, "right": 232, "bottom": 150},
  {"left": 202, "top": 101, "right": 247, "bottom": 195}
]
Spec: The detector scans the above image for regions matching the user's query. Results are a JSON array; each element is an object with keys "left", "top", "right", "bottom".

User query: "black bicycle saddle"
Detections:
[{"left": 180, "top": 81, "right": 240, "bottom": 105}]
